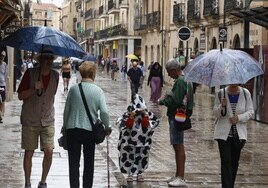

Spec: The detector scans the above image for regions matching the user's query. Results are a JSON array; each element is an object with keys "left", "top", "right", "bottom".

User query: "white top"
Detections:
[{"left": 213, "top": 86, "right": 254, "bottom": 141}]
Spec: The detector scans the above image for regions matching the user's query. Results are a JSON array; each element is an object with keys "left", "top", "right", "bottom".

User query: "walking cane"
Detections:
[{"left": 107, "top": 136, "right": 110, "bottom": 188}]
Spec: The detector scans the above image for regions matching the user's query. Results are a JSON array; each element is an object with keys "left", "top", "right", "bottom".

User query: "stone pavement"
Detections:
[{"left": 0, "top": 70, "right": 268, "bottom": 188}]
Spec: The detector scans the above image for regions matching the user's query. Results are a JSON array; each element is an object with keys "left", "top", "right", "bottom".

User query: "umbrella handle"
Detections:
[{"left": 221, "top": 88, "right": 227, "bottom": 116}]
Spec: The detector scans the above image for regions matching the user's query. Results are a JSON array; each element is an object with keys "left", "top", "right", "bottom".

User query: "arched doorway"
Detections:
[
  {"left": 193, "top": 37, "right": 199, "bottom": 56},
  {"left": 211, "top": 37, "right": 217, "bottom": 49},
  {"left": 157, "top": 45, "right": 160, "bottom": 63},
  {"left": 151, "top": 45, "right": 154, "bottom": 62},
  {"left": 233, "top": 34, "right": 241, "bottom": 48}
]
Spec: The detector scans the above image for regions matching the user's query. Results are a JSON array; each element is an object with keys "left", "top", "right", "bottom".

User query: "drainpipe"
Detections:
[
  {"left": 161, "top": 0, "right": 164, "bottom": 67},
  {"left": 244, "top": 0, "right": 252, "bottom": 48}
]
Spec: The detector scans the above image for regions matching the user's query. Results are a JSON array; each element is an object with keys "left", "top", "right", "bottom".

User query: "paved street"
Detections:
[{"left": 0, "top": 70, "right": 268, "bottom": 188}]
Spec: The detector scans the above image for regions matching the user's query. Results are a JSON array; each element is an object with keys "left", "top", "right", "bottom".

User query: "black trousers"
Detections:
[
  {"left": 67, "top": 128, "right": 95, "bottom": 188},
  {"left": 217, "top": 137, "right": 245, "bottom": 188}
]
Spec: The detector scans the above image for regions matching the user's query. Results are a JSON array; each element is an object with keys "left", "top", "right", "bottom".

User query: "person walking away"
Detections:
[
  {"left": 213, "top": 84, "right": 254, "bottom": 188},
  {"left": 117, "top": 93, "right": 160, "bottom": 182},
  {"left": 61, "top": 58, "right": 72, "bottom": 92},
  {"left": 157, "top": 58, "right": 194, "bottom": 187},
  {"left": 63, "top": 61, "right": 112, "bottom": 188},
  {"left": 17, "top": 47, "right": 59, "bottom": 188},
  {"left": 121, "top": 62, "right": 127, "bottom": 80},
  {"left": 0, "top": 51, "right": 9, "bottom": 123},
  {"left": 127, "top": 60, "right": 143, "bottom": 95},
  {"left": 111, "top": 60, "right": 119, "bottom": 80},
  {"left": 138, "top": 61, "right": 146, "bottom": 88},
  {"left": 106, "top": 57, "right": 111, "bottom": 75},
  {"left": 147, "top": 62, "right": 163, "bottom": 104}
]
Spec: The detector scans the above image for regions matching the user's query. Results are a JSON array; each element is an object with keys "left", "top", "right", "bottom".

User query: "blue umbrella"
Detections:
[
  {"left": 82, "top": 53, "right": 97, "bottom": 62},
  {"left": 0, "top": 26, "right": 86, "bottom": 58},
  {"left": 183, "top": 48, "right": 264, "bottom": 87}
]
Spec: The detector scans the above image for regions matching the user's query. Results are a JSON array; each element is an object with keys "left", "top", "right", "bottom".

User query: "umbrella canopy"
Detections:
[
  {"left": 126, "top": 54, "right": 139, "bottom": 60},
  {"left": 110, "top": 57, "right": 120, "bottom": 62},
  {"left": 0, "top": 26, "right": 86, "bottom": 58},
  {"left": 183, "top": 48, "right": 264, "bottom": 87},
  {"left": 82, "top": 53, "right": 97, "bottom": 62}
]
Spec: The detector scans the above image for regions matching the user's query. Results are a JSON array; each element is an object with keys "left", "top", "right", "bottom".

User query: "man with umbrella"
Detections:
[{"left": 17, "top": 46, "right": 59, "bottom": 188}]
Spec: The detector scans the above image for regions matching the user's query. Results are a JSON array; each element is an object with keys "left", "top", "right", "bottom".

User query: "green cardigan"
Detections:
[
  {"left": 159, "top": 76, "right": 194, "bottom": 116},
  {"left": 63, "top": 81, "right": 110, "bottom": 131}
]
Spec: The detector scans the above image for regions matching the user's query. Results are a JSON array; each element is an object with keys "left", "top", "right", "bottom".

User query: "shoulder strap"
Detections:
[
  {"left": 79, "top": 83, "right": 95, "bottom": 127},
  {"left": 242, "top": 88, "right": 247, "bottom": 102}
]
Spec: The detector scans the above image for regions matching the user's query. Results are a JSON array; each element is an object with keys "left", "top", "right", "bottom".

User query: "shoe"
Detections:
[
  {"left": 168, "top": 177, "right": 187, "bottom": 187},
  {"left": 37, "top": 182, "right": 47, "bottom": 188},
  {"left": 137, "top": 174, "right": 144, "bottom": 182},
  {"left": 25, "top": 183, "right": 31, "bottom": 188},
  {"left": 0, "top": 116, "right": 2, "bottom": 123},
  {"left": 126, "top": 175, "right": 133, "bottom": 182},
  {"left": 167, "top": 176, "right": 176, "bottom": 183}
]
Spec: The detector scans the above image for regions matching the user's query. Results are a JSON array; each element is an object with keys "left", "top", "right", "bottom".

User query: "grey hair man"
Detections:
[{"left": 157, "top": 58, "right": 194, "bottom": 187}]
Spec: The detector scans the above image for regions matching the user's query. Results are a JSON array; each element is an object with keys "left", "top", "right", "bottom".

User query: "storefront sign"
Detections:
[{"left": 3, "top": 21, "right": 21, "bottom": 37}]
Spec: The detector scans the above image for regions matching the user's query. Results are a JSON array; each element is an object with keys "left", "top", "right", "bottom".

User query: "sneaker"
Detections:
[
  {"left": 168, "top": 177, "right": 187, "bottom": 187},
  {"left": 126, "top": 175, "right": 133, "bottom": 182},
  {"left": 37, "top": 182, "right": 47, "bottom": 188},
  {"left": 25, "top": 183, "right": 31, "bottom": 188},
  {"left": 137, "top": 174, "right": 144, "bottom": 182},
  {"left": 167, "top": 176, "right": 176, "bottom": 183}
]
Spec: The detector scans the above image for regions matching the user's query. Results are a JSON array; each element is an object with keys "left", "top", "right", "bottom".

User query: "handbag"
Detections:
[
  {"left": 174, "top": 82, "right": 192, "bottom": 132},
  {"left": 232, "top": 125, "right": 246, "bottom": 149},
  {"left": 79, "top": 83, "right": 106, "bottom": 144},
  {"left": 58, "top": 127, "right": 67, "bottom": 150}
]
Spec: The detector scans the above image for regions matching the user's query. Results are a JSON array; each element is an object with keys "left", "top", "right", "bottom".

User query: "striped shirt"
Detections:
[{"left": 228, "top": 93, "right": 239, "bottom": 137}]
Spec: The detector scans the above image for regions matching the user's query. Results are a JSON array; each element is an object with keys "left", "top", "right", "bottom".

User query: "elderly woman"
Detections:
[
  {"left": 213, "top": 84, "right": 254, "bottom": 188},
  {"left": 63, "top": 61, "right": 112, "bottom": 188}
]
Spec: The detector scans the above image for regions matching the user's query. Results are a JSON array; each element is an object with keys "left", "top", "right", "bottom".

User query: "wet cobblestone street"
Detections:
[{"left": 0, "top": 71, "right": 268, "bottom": 188}]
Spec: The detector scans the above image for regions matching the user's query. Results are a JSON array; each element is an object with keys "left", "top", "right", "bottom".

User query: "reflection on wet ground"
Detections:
[{"left": 0, "top": 72, "right": 268, "bottom": 187}]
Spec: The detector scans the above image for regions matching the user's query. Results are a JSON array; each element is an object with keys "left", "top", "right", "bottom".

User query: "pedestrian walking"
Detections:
[
  {"left": 213, "top": 84, "right": 254, "bottom": 188},
  {"left": 110, "top": 60, "right": 119, "bottom": 80},
  {"left": 157, "top": 58, "right": 194, "bottom": 187},
  {"left": 117, "top": 93, "right": 160, "bottom": 182},
  {"left": 0, "top": 51, "right": 9, "bottom": 123},
  {"left": 127, "top": 60, "right": 143, "bottom": 95},
  {"left": 147, "top": 62, "right": 163, "bottom": 103},
  {"left": 63, "top": 61, "right": 112, "bottom": 188},
  {"left": 17, "top": 47, "right": 59, "bottom": 188},
  {"left": 61, "top": 58, "right": 72, "bottom": 92},
  {"left": 121, "top": 62, "right": 127, "bottom": 80},
  {"left": 138, "top": 61, "right": 146, "bottom": 88}
]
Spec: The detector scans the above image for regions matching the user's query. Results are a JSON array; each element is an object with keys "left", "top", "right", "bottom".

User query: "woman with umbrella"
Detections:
[{"left": 213, "top": 84, "right": 254, "bottom": 188}]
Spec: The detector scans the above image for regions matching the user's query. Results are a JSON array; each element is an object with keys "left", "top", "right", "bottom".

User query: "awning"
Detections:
[{"left": 230, "top": 6, "right": 268, "bottom": 28}]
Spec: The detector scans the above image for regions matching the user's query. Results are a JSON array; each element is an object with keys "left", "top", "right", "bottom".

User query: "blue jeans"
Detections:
[
  {"left": 217, "top": 137, "right": 245, "bottom": 188},
  {"left": 67, "top": 128, "right": 95, "bottom": 188}
]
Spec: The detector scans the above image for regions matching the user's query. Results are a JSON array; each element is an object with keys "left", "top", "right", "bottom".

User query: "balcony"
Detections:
[
  {"left": 134, "top": 14, "right": 148, "bottom": 31},
  {"left": 203, "top": 0, "right": 219, "bottom": 18},
  {"left": 173, "top": 3, "right": 185, "bottom": 25},
  {"left": 84, "top": 28, "right": 93, "bottom": 38},
  {"left": 84, "top": 9, "right": 93, "bottom": 20},
  {"left": 108, "top": 0, "right": 120, "bottom": 14},
  {"left": 99, "top": 5, "right": 108, "bottom": 18},
  {"left": 224, "top": 0, "right": 243, "bottom": 12},
  {"left": 94, "top": 24, "right": 128, "bottom": 40},
  {"left": 119, "top": 0, "right": 129, "bottom": 9},
  {"left": 148, "top": 11, "right": 161, "bottom": 28}
]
